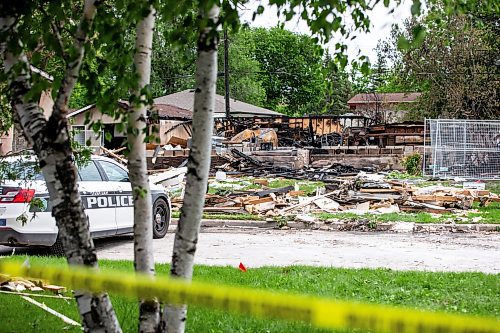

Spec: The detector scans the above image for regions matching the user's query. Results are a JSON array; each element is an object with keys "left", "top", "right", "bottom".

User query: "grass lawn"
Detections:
[
  {"left": 316, "top": 202, "right": 500, "bottom": 225},
  {"left": 171, "top": 203, "right": 500, "bottom": 224},
  {"left": 207, "top": 177, "right": 324, "bottom": 197},
  {"left": 171, "top": 211, "right": 264, "bottom": 221},
  {"left": 0, "top": 257, "right": 498, "bottom": 332}
]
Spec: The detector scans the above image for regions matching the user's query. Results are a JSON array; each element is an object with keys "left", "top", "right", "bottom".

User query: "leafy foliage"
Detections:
[
  {"left": 402, "top": 152, "right": 422, "bottom": 176},
  {"left": 373, "top": 7, "right": 499, "bottom": 120},
  {"left": 217, "top": 28, "right": 266, "bottom": 107},
  {"left": 238, "top": 27, "right": 326, "bottom": 115}
]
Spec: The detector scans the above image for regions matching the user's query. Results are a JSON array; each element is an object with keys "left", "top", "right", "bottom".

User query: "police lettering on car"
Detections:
[{"left": 84, "top": 194, "right": 134, "bottom": 209}]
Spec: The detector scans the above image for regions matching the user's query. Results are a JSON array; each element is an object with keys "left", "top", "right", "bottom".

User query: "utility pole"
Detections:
[{"left": 224, "top": 27, "right": 230, "bottom": 119}]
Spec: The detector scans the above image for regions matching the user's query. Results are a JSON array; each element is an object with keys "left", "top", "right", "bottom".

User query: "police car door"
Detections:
[
  {"left": 94, "top": 159, "right": 133, "bottom": 233},
  {"left": 77, "top": 160, "right": 118, "bottom": 236}
]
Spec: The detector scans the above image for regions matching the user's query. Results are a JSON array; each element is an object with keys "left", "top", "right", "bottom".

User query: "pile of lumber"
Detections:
[
  {"left": 1, "top": 274, "right": 66, "bottom": 293},
  {"left": 170, "top": 183, "right": 303, "bottom": 217},
  {"left": 170, "top": 173, "right": 499, "bottom": 217}
]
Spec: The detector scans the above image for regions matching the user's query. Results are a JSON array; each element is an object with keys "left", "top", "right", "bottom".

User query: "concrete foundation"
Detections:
[{"left": 311, "top": 154, "right": 404, "bottom": 171}]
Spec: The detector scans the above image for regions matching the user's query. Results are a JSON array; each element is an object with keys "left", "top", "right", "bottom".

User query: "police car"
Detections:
[{"left": 0, "top": 154, "right": 171, "bottom": 253}]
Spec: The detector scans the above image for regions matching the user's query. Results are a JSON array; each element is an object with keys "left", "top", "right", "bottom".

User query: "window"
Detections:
[
  {"left": 72, "top": 125, "right": 86, "bottom": 146},
  {"left": 97, "top": 161, "right": 129, "bottom": 182},
  {"left": 0, "top": 160, "right": 44, "bottom": 181},
  {"left": 71, "top": 125, "right": 104, "bottom": 149},
  {"left": 78, "top": 161, "right": 102, "bottom": 181}
]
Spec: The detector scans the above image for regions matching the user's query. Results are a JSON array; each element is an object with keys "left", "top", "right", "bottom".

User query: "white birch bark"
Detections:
[
  {"left": 53, "top": 0, "right": 96, "bottom": 114},
  {"left": 1, "top": 3, "right": 122, "bottom": 331},
  {"left": 128, "top": 5, "right": 160, "bottom": 332},
  {"left": 163, "top": 5, "right": 220, "bottom": 333}
]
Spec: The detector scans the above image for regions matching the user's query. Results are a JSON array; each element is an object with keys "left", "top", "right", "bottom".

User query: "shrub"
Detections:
[{"left": 402, "top": 152, "right": 422, "bottom": 176}]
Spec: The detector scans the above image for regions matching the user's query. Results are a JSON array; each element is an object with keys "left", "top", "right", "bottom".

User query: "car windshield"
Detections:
[{"left": 0, "top": 158, "right": 44, "bottom": 181}]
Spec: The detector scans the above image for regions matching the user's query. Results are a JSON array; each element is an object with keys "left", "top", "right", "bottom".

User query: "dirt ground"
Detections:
[{"left": 92, "top": 228, "right": 499, "bottom": 273}]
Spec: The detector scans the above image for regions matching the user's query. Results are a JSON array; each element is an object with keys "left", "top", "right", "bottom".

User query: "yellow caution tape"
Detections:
[{"left": 0, "top": 261, "right": 498, "bottom": 333}]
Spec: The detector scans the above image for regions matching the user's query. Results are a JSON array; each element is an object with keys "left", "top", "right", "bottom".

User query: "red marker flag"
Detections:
[{"left": 238, "top": 262, "right": 247, "bottom": 272}]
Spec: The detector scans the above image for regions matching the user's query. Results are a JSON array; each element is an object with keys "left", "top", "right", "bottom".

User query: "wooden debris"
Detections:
[
  {"left": 256, "top": 186, "right": 294, "bottom": 198},
  {"left": 42, "top": 285, "right": 67, "bottom": 293},
  {"left": 22, "top": 296, "right": 81, "bottom": 326},
  {"left": 254, "top": 179, "right": 269, "bottom": 186},
  {"left": 287, "top": 190, "right": 305, "bottom": 197},
  {"left": 100, "top": 146, "right": 127, "bottom": 164},
  {"left": 0, "top": 290, "right": 72, "bottom": 299}
]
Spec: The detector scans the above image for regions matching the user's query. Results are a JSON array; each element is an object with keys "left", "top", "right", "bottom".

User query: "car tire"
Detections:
[
  {"left": 152, "top": 198, "right": 170, "bottom": 239},
  {"left": 50, "top": 237, "right": 65, "bottom": 256}
]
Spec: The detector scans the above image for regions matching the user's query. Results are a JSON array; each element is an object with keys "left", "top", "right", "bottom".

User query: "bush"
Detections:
[{"left": 402, "top": 152, "right": 422, "bottom": 176}]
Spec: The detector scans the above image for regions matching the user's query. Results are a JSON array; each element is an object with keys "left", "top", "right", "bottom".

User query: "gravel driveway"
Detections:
[{"left": 94, "top": 228, "right": 499, "bottom": 273}]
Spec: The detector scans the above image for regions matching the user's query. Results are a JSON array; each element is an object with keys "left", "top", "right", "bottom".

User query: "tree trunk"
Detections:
[
  {"left": 0, "top": 2, "right": 121, "bottom": 331},
  {"left": 128, "top": 4, "right": 160, "bottom": 333},
  {"left": 163, "top": 5, "right": 219, "bottom": 333}
]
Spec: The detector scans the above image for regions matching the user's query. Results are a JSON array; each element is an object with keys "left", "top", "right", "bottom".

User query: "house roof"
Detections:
[
  {"left": 66, "top": 104, "right": 96, "bottom": 118},
  {"left": 347, "top": 93, "right": 421, "bottom": 104},
  {"left": 153, "top": 104, "right": 192, "bottom": 120},
  {"left": 154, "top": 89, "right": 282, "bottom": 117},
  {"left": 68, "top": 89, "right": 280, "bottom": 120},
  {"left": 66, "top": 101, "right": 193, "bottom": 121}
]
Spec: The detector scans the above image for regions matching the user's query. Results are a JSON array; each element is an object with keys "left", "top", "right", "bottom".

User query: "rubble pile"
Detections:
[
  {"left": 101, "top": 146, "right": 498, "bottom": 222},
  {"left": 218, "top": 149, "right": 374, "bottom": 181},
  {"left": 168, "top": 171, "right": 499, "bottom": 219}
]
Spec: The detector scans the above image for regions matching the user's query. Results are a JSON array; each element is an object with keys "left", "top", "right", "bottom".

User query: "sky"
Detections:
[{"left": 238, "top": 0, "right": 413, "bottom": 65}]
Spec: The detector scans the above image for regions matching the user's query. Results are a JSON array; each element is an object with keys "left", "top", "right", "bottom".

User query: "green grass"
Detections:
[
  {"left": 468, "top": 202, "right": 500, "bottom": 224},
  {"left": 267, "top": 178, "right": 324, "bottom": 196},
  {"left": 317, "top": 205, "right": 500, "bottom": 224},
  {"left": 206, "top": 177, "right": 324, "bottom": 197},
  {"left": 386, "top": 171, "right": 423, "bottom": 180},
  {"left": 1, "top": 257, "right": 498, "bottom": 332},
  {"left": 176, "top": 203, "right": 500, "bottom": 224},
  {"left": 486, "top": 181, "right": 500, "bottom": 195},
  {"left": 316, "top": 212, "right": 449, "bottom": 224},
  {"left": 171, "top": 211, "right": 264, "bottom": 220}
]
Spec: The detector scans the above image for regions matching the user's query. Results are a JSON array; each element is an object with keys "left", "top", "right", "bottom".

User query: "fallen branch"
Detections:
[
  {"left": 21, "top": 296, "right": 81, "bottom": 326},
  {"left": 0, "top": 290, "right": 72, "bottom": 300}
]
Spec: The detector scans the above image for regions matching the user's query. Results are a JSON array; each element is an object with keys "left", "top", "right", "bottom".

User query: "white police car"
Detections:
[{"left": 0, "top": 154, "right": 171, "bottom": 253}]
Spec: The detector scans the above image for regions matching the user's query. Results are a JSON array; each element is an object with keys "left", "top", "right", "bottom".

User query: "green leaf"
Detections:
[
  {"left": 411, "top": 25, "right": 426, "bottom": 46},
  {"left": 397, "top": 36, "right": 410, "bottom": 50},
  {"left": 332, "top": 17, "right": 342, "bottom": 32},
  {"left": 411, "top": 0, "right": 422, "bottom": 16},
  {"left": 360, "top": 61, "right": 370, "bottom": 75}
]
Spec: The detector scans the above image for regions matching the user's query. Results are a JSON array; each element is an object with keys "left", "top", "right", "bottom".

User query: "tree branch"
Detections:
[
  {"left": 52, "top": 0, "right": 98, "bottom": 116},
  {"left": 2, "top": 11, "right": 122, "bottom": 333},
  {"left": 51, "top": 21, "right": 67, "bottom": 60}
]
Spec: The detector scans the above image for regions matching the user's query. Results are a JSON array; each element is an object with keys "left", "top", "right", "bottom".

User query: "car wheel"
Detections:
[
  {"left": 50, "top": 237, "right": 65, "bottom": 256},
  {"left": 153, "top": 198, "right": 170, "bottom": 239}
]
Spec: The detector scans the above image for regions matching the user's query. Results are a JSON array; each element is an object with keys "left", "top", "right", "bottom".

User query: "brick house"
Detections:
[{"left": 347, "top": 92, "right": 421, "bottom": 124}]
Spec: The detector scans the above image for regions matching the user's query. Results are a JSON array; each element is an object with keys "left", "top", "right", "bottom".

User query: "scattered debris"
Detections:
[
  {"left": 124, "top": 139, "right": 498, "bottom": 226},
  {"left": 100, "top": 146, "right": 127, "bottom": 165},
  {"left": 0, "top": 275, "right": 66, "bottom": 294},
  {"left": 165, "top": 170, "right": 499, "bottom": 221},
  {"left": 0, "top": 290, "right": 72, "bottom": 299},
  {"left": 21, "top": 296, "right": 81, "bottom": 326}
]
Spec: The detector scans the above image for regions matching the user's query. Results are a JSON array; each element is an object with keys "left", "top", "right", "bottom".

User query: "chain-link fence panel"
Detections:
[{"left": 423, "top": 119, "right": 500, "bottom": 180}]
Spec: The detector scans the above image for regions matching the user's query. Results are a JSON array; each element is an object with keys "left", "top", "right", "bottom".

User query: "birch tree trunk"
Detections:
[
  {"left": 163, "top": 5, "right": 220, "bottom": 333},
  {"left": 128, "top": 4, "right": 160, "bottom": 332},
  {"left": 0, "top": 1, "right": 121, "bottom": 331}
]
